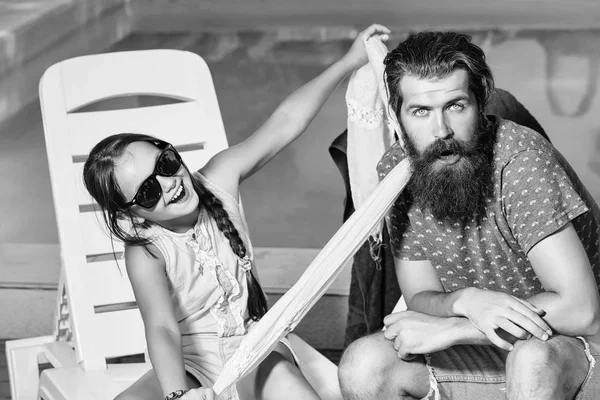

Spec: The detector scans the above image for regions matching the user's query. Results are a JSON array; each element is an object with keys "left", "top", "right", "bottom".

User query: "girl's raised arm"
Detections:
[{"left": 201, "top": 24, "right": 391, "bottom": 192}]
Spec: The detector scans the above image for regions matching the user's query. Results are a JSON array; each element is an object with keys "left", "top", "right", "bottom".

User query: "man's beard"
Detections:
[{"left": 402, "top": 116, "right": 496, "bottom": 223}]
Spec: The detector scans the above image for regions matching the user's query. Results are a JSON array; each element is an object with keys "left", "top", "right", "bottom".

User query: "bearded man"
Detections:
[{"left": 338, "top": 31, "right": 600, "bottom": 400}]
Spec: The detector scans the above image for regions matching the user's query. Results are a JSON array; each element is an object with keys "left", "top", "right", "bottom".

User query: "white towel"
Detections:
[
  {"left": 212, "top": 159, "right": 412, "bottom": 396},
  {"left": 346, "top": 37, "right": 402, "bottom": 251}
]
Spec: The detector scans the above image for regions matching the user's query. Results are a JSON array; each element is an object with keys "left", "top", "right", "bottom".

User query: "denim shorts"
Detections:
[{"left": 421, "top": 335, "right": 600, "bottom": 400}]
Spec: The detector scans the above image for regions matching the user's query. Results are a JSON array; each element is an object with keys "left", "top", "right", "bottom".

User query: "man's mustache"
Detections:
[{"left": 419, "top": 138, "right": 469, "bottom": 163}]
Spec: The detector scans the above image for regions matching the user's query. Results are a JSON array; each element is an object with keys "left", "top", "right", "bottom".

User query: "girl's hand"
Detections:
[
  {"left": 342, "top": 24, "right": 391, "bottom": 70},
  {"left": 181, "top": 388, "right": 215, "bottom": 400}
]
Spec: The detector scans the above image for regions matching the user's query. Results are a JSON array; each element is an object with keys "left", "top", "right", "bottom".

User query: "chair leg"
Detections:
[{"left": 6, "top": 336, "right": 56, "bottom": 400}]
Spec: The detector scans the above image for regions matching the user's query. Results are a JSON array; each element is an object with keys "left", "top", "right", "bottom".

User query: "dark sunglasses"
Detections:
[{"left": 122, "top": 144, "right": 183, "bottom": 209}]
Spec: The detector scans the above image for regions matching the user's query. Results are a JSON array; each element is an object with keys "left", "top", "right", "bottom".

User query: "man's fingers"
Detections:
[
  {"left": 496, "top": 318, "right": 529, "bottom": 340},
  {"left": 383, "top": 312, "right": 404, "bottom": 327},
  {"left": 398, "top": 350, "right": 416, "bottom": 361},
  {"left": 383, "top": 327, "right": 398, "bottom": 341},
  {"left": 513, "top": 296, "right": 546, "bottom": 316},
  {"left": 394, "top": 335, "right": 402, "bottom": 351},
  {"left": 383, "top": 320, "right": 402, "bottom": 341},
  {"left": 485, "top": 329, "right": 514, "bottom": 351},
  {"left": 506, "top": 310, "right": 551, "bottom": 341},
  {"left": 510, "top": 302, "right": 552, "bottom": 334}
]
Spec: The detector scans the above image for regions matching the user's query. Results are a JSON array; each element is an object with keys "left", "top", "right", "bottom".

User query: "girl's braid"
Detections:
[{"left": 199, "top": 187, "right": 268, "bottom": 320}]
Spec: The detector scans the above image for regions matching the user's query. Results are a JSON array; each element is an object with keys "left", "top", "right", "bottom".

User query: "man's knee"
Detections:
[
  {"left": 338, "top": 332, "right": 429, "bottom": 400},
  {"left": 338, "top": 333, "right": 396, "bottom": 399},
  {"left": 507, "top": 337, "right": 559, "bottom": 370},
  {"left": 506, "top": 336, "right": 588, "bottom": 399}
]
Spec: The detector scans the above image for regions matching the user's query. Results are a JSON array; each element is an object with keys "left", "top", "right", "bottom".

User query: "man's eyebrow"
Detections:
[
  {"left": 406, "top": 103, "right": 432, "bottom": 110},
  {"left": 446, "top": 95, "right": 470, "bottom": 104},
  {"left": 406, "top": 95, "right": 470, "bottom": 110}
]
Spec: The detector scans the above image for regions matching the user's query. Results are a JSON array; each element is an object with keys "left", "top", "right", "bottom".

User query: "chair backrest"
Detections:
[{"left": 39, "top": 49, "right": 229, "bottom": 370}]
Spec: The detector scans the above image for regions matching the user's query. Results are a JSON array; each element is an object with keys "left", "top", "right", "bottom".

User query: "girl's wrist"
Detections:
[
  {"left": 165, "top": 389, "right": 189, "bottom": 400},
  {"left": 336, "top": 54, "right": 358, "bottom": 75}
]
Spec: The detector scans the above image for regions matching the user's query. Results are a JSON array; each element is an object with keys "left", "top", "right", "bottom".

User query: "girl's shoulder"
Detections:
[
  {"left": 124, "top": 242, "right": 166, "bottom": 274},
  {"left": 197, "top": 159, "right": 240, "bottom": 201},
  {"left": 194, "top": 169, "right": 240, "bottom": 207}
]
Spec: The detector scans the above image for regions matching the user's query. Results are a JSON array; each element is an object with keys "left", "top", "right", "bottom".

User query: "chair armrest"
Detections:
[
  {"left": 42, "top": 341, "right": 78, "bottom": 368},
  {"left": 6, "top": 335, "right": 56, "bottom": 400}
]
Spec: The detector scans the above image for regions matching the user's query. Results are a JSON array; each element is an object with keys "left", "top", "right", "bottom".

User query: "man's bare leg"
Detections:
[
  {"left": 506, "top": 336, "right": 590, "bottom": 400},
  {"left": 338, "top": 332, "right": 430, "bottom": 400}
]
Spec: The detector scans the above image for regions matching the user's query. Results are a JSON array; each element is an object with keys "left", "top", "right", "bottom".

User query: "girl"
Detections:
[{"left": 83, "top": 24, "right": 390, "bottom": 400}]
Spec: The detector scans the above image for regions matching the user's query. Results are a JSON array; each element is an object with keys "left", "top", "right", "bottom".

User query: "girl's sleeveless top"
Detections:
[{"left": 140, "top": 172, "right": 255, "bottom": 337}]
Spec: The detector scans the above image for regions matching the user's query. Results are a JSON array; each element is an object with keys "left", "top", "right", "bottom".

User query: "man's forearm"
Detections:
[
  {"left": 409, "top": 289, "right": 532, "bottom": 349},
  {"left": 434, "top": 315, "right": 493, "bottom": 347},
  {"left": 411, "top": 287, "right": 600, "bottom": 339},
  {"left": 409, "top": 289, "right": 469, "bottom": 318},
  {"left": 392, "top": 286, "right": 486, "bottom": 349}
]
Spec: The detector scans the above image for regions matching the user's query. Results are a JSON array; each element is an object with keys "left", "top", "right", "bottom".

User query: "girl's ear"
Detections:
[
  {"left": 119, "top": 214, "right": 146, "bottom": 236},
  {"left": 120, "top": 209, "right": 145, "bottom": 227},
  {"left": 132, "top": 215, "right": 146, "bottom": 225}
]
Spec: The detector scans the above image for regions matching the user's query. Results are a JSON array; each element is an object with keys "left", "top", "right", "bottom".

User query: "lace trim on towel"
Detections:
[{"left": 347, "top": 99, "right": 386, "bottom": 129}]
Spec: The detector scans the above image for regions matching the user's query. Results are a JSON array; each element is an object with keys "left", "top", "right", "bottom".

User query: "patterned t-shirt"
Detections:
[{"left": 378, "top": 117, "right": 600, "bottom": 299}]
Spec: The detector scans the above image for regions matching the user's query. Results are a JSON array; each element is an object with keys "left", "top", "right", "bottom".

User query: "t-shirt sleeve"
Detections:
[
  {"left": 385, "top": 194, "right": 428, "bottom": 260},
  {"left": 501, "top": 149, "right": 589, "bottom": 253}
]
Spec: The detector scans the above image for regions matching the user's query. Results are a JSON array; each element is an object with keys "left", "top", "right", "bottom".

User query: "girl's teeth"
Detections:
[{"left": 171, "top": 185, "right": 184, "bottom": 204}]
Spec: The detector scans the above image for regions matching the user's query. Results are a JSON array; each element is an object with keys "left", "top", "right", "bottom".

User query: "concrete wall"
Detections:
[
  {"left": 488, "top": 30, "right": 600, "bottom": 203},
  {"left": 0, "top": 0, "right": 129, "bottom": 77},
  {"left": 0, "top": 0, "right": 132, "bottom": 123}
]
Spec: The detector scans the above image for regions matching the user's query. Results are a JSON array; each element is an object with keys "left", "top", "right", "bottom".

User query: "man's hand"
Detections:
[
  {"left": 383, "top": 311, "right": 454, "bottom": 360},
  {"left": 181, "top": 388, "right": 215, "bottom": 400},
  {"left": 457, "top": 287, "right": 552, "bottom": 350}
]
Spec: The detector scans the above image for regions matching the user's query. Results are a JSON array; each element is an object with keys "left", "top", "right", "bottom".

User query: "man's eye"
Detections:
[
  {"left": 450, "top": 103, "right": 465, "bottom": 111},
  {"left": 414, "top": 109, "right": 428, "bottom": 117}
]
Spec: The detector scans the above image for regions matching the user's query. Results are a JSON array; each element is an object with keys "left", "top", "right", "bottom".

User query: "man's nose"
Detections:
[
  {"left": 156, "top": 175, "right": 176, "bottom": 193},
  {"left": 433, "top": 114, "right": 452, "bottom": 140}
]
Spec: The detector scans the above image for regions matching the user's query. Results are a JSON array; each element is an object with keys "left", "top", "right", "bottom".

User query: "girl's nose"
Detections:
[{"left": 156, "top": 175, "right": 176, "bottom": 194}]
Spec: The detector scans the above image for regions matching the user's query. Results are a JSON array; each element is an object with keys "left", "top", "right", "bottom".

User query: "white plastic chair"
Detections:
[{"left": 6, "top": 49, "right": 342, "bottom": 400}]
